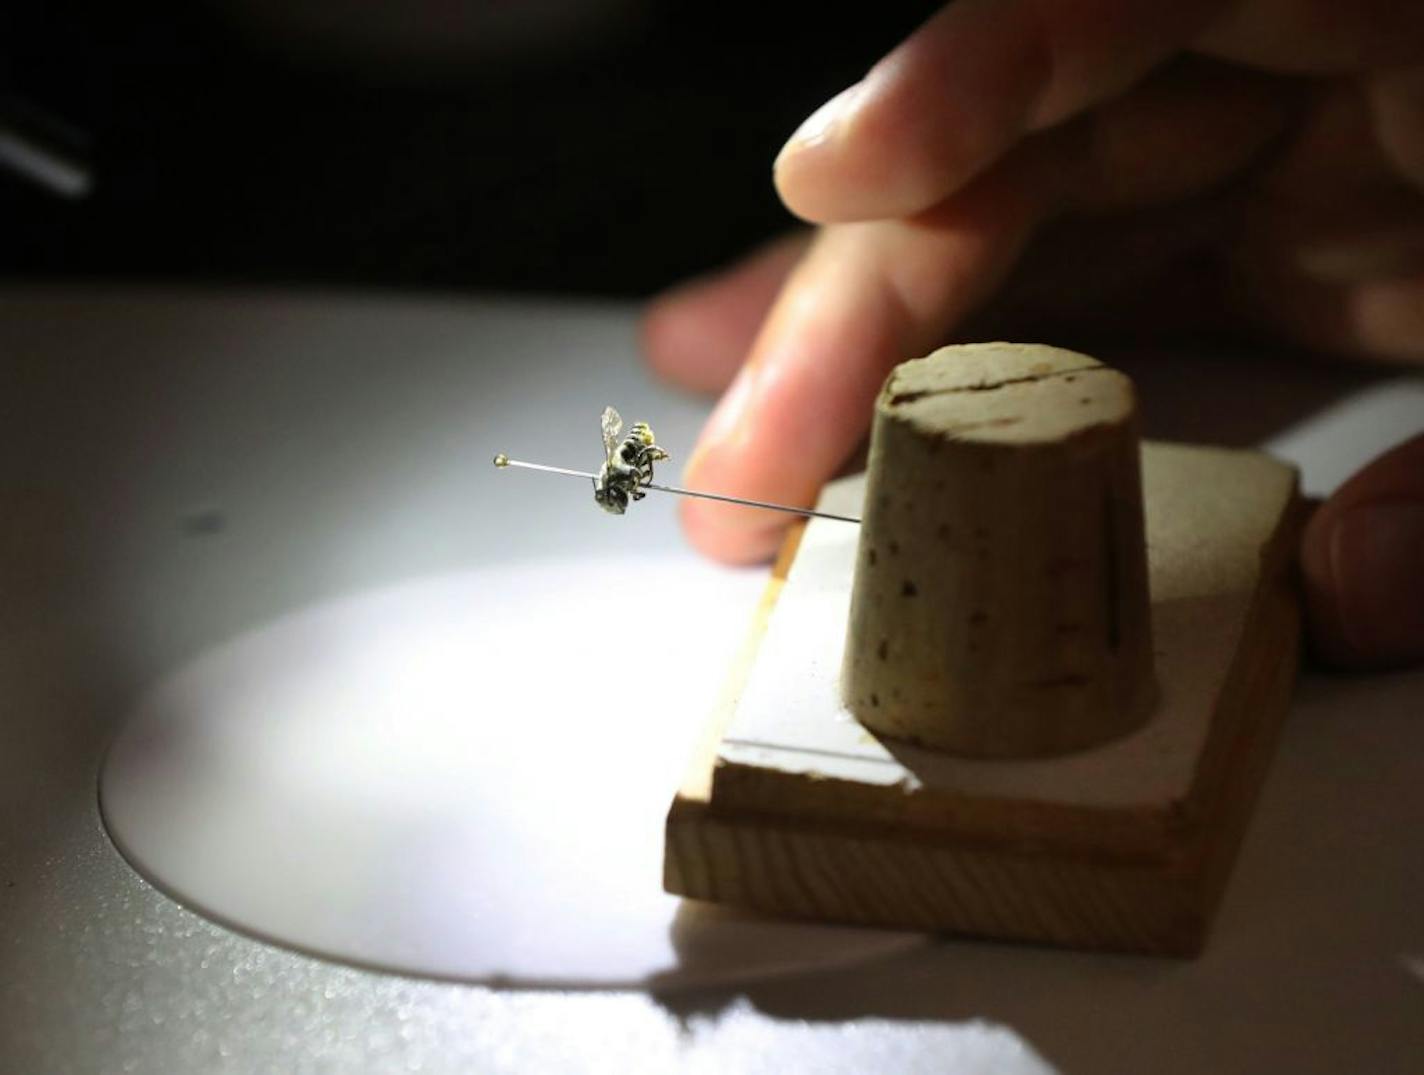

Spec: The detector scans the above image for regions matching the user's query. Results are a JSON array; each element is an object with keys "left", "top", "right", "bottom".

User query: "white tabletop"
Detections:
[{"left": 1, "top": 286, "right": 1421, "bottom": 1074}]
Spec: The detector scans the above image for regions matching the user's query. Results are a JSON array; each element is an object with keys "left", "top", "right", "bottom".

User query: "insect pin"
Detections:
[
  {"left": 492, "top": 408, "right": 861, "bottom": 524},
  {"left": 593, "top": 406, "right": 669, "bottom": 515}
]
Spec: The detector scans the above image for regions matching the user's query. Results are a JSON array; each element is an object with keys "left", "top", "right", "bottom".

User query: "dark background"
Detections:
[{"left": 1, "top": 1, "right": 933, "bottom": 295}]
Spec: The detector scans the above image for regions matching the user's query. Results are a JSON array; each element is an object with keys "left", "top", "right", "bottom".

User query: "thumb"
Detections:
[{"left": 1300, "top": 433, "right": 1424, "bottom": 670}]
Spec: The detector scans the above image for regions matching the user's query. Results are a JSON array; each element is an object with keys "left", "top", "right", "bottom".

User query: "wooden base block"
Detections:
[{"left": 664, "top": 442, "right": 1305, "bottom": 956}]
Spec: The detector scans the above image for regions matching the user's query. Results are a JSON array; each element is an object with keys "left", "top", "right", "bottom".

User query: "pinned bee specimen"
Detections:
[
  {"left": 594, "top": 407, "right": 670, "bottom": 515},
  {"left": 493, "top": 407, "right": 860, "bottom": 523}
]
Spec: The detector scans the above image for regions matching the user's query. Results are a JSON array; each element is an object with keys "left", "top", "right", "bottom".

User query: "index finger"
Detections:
[
  {"left": 775, "top": 0, "right": 1227, "bottom": 222},
  {"left": 680, "top": 162, "right": 1043, "bottom": 563}
]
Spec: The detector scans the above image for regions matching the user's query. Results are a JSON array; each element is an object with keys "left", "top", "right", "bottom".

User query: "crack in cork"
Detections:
[{"left": 886, "top": 363, "right": 1106, "bottom": 407}]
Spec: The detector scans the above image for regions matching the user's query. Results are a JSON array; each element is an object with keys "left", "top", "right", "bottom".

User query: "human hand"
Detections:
[{"left": 642, "top": 0, "right": 1424, "bottom": 669}]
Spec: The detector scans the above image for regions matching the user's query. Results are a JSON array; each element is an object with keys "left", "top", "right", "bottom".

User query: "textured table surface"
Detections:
[{"left": 2, "top": 286, "right": 1422, "bottom": 1074}]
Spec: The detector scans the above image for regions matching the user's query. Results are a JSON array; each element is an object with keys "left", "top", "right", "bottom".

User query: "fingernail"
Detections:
[
  {"left": 776, "top": 83, "right": 863, "bottom": 168},
  {"left": 1329, "top": 502, "right": 1424, "bottom": 666}
]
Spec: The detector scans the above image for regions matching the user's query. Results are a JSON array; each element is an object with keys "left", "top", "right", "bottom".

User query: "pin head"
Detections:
[{"left": 493, "top": 453, "right": 509, "bottom": 468}]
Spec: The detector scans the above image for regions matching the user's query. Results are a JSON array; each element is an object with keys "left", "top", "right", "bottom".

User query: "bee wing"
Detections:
[{"left": 600, "top": 406, "right": 622, "bottom": 462}]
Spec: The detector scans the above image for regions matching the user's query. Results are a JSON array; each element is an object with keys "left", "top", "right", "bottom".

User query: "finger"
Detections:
[
  {"left": 1371, "top": 65, "right": 1424, "bottom": 190},
  {"left": 1254, "top": 189, "right": 1424, "bottom": 286},
  {"left": 680, "top": 163, "right": 1044, "bottom": 564},
  {"left": 950, "top": 59, "right": 1298, "bottom": 336},
  {"left": 640, "top": 233, "right": 810, "bottom": 395},
  {"left": 1300, "top": 433, "right": 1424, "bottom": 669},
  {"left": 1069, "top": 56, "right": 1299, "bottom": 212},
  {"left": 1254, "top": 81, "right": 1398, "bottom": 204},
  {"left": 682, "top": 61, "right": 1298, "bottom": 564},
  {"left": 1195, "top": 0, "right": 1424, "bottom": 73},
  {"left": 774, "top": 0, "right": 1228, "bottom": 223},
  {"left": 1239, "top": 241, "right": 1424, "bottom": 364}
]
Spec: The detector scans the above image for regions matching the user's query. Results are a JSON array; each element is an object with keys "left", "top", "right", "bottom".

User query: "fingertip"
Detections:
[
  {"left": 640, "top": 236, "right": 811, "bottom": 394},
  {"left": 770, "top": 151, "right": 816, "bottom": 223},
  {"left": 772, "top": 53, "right": 990, "bottom": 226},
  {"left": 772, "top": 94, "right": 950, "bottom": 224},
  {"left": 679, "top": 497, "right": 789, "bottom": 565},
  {"left": 1300, "top": 434, "right": 1424, "bottom": 671},
  {"left": 639, "top": 285, "right": 726, "bottom": 394},
  {"left": 772, "top": 83, "right": 870, "bottom": 224},
  {"left": 1300, "top": 502, "right": 1358, "bottom": 667},
  {"left": 679, "top": 422, "right": 808, "bottom": 564},
  {"left": 638, "top": 292, "right": 679, "bottom": 379}
]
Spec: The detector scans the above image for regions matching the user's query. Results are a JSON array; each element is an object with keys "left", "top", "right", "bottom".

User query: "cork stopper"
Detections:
[{"left": 841, "top": 343, "right": 1156, "bottom": 758}]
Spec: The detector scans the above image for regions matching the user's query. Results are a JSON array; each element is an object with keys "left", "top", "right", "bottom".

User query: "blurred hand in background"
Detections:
[{"left": 643, "top": 0, "right": 1424, "bottom": 670}]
